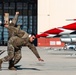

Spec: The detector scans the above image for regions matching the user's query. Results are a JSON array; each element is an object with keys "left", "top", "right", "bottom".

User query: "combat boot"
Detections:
[
  {"left": 0, "top": 59, "right": 2, "bottom": 70},
  {"left": 9, "top": 66, "right": 17, "bottom": 70},
  {"left": 8, "top": 61, "right": 17, "bottom": 70}
]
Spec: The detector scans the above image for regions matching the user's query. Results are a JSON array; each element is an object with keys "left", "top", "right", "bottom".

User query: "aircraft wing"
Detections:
[{"left": 62, "top": 22, "right": 76, "bottom": 30}]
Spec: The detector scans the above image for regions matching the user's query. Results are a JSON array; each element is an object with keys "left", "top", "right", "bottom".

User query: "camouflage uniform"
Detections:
[{"left": 1, "top": 35, "right": 40, "bottom": 64}]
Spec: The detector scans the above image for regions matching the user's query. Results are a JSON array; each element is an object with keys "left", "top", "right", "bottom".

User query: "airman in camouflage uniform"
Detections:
[{"left": 0, "top": 32, "right": 44, "bottom": 70}]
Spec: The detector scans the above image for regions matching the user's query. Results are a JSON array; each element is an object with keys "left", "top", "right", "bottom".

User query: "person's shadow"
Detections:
[{"left": 15, "top": 65, "right": 41, "bottom": 71}]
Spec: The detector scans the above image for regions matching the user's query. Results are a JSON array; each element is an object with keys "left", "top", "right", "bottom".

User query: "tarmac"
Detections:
[{"left": 0, "top": 46, "right": 76, "bottom": 75}]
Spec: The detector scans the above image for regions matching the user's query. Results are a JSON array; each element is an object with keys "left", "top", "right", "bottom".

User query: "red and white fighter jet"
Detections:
[{"left": 36, "top": 22, "right": 76, "bottom": 38}]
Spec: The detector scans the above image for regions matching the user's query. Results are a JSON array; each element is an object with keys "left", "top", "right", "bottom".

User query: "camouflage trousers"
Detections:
[{"left": 2, "top": 42, "right": 22, "bottom": 65}]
